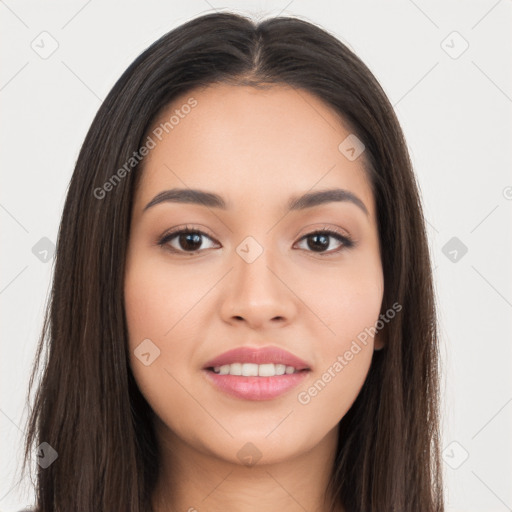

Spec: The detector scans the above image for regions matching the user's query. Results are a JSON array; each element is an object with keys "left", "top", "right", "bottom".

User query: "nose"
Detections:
[{"left": 219, "top": 244, "right": 297, "bottom": 330}]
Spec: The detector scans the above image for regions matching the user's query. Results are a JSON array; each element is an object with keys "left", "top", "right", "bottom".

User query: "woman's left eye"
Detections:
[
  {"left": 157, "top": 227, "right": 354, "bottom": 255},
  {"left": 294, "top": 229, "right": 354, "bottom": 254}
]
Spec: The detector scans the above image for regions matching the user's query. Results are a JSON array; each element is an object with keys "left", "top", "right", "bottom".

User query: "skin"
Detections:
[{"left": 124, "top": 83, "right": 384, "bottom": 512}]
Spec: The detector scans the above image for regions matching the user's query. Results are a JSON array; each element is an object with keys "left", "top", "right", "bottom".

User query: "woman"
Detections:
[{"left": 20, "top": 11, "right": 443, "bottom": 512}]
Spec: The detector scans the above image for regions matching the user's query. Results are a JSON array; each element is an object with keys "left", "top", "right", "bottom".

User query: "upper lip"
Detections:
[{"left": 203, "top": 346, "right": 311, "bottom": 371}]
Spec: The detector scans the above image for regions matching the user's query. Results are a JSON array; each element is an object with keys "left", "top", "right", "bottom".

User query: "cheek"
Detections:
[
  {"left": 124, "top": 255, "right": 214, "bottom": 347},
  {"left": 305, "top": 249, "right": 384, "bottom": 346},
  {"left": 124, "top": 254, "right": 223, "bottom": 421},
  {"left": 295, "top": 343, "right": 373, "bottom": 435},
  {"left": 123, "top": 257, "right": 195, "bottom": 400},
  {"left": 295, "top": 254, "right": 383, "bottom": 416},
  {"left": 294, "top": 307, "right": 379, "bottom": 429}
]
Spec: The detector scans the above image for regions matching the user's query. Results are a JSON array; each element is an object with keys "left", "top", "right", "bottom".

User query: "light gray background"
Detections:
[{"left": 1, "top": 1, "right": 511, "bottom": 511}]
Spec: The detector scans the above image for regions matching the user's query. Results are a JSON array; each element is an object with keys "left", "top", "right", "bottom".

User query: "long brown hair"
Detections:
[{"left": 21, "top": 12, "right": 443, "bottom": 511}]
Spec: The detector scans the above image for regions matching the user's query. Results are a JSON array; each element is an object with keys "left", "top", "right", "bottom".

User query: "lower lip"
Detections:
[{"left": 203, "top": 369, "right": 310, "bottom": 401}]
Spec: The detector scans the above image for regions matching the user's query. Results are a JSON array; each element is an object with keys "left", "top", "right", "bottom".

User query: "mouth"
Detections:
[
  {"left": 201, "top": 346, "right": 311, "bottom": 400},
  {"left": 202, "top": 363, "right": 311, "bottom": 401}
]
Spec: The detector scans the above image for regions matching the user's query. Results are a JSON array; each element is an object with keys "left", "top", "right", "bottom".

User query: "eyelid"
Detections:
[{"left": 295, "top": 224, "right": 351, "bottom": 240}]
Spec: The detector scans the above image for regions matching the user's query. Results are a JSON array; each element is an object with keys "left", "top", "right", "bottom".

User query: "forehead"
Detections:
[{"left": 134, "top": 83, "right": 375, "bottom": 219}]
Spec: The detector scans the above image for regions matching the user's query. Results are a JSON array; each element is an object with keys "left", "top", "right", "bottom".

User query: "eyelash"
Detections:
[{"left": 157, "top": 225, "right": 355, "bottom": 256}]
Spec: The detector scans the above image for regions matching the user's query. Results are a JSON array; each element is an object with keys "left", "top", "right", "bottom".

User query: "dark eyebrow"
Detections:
[
  {"left": 143, "top": 187, "right": 368, "bottom": 215},
  {"left": 144, "top": 188, "right": 227, "bottom": 211},
  {"left": 287, "top": 188, "right": 368, "bottom": 215}
]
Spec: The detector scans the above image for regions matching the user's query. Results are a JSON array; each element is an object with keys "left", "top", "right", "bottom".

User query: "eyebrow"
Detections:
[{"left": 143, "top": 187, "right": 368, "bottom": 215}]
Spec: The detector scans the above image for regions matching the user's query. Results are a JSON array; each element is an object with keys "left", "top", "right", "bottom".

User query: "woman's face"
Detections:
[{"left": 124, "top": 83, "right": 384, "bottom": 465}]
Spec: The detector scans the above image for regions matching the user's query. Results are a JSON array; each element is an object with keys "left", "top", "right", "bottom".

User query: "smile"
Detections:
[{"left": 210, "top": 362, "right": 304, "bottom": 376}]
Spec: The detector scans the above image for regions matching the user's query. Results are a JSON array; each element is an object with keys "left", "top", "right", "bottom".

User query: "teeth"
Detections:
[
  {"left": 243, "top": 363, "right": 259, "bottom": 376},
  {"left": 258, "top": 363, "right": 275, "bottom": 377},
  {"left": 275, "top": 364, "right": 286, "bottom": 375},
  {"left": 229, "top": 362, "right": 242, "bottom": 375},
  {"left": 212, "top": 363, "right": 300, "bottom": 376}
]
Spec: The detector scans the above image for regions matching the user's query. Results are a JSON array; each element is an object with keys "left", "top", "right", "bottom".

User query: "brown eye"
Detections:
[
  {"left": 158, "top": 228, "right": 218, "bottom": 254},
  {"left": 295, "top": 229, "right": 354, "bottom": 254}
]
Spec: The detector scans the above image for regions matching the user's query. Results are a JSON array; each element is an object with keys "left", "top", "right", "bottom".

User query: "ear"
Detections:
[{"left": 373, "top": 330, "right": 386, "bottom": 351}]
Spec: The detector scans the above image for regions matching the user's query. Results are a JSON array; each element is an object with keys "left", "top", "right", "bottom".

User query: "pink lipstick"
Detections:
[{"left": 202, "top": 346, "right": 311, "bottom": 401}]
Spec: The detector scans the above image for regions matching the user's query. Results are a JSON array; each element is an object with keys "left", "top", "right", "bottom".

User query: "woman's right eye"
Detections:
[{"left": 157, "top": 228, "right": 219, "bottom": 254}]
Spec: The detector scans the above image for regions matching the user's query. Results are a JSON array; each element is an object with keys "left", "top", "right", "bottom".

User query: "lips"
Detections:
[{"left": 202, "top": 346, "right": 311, "bottom": 371}]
